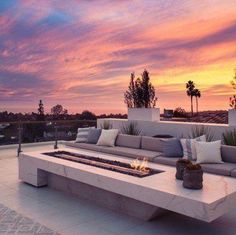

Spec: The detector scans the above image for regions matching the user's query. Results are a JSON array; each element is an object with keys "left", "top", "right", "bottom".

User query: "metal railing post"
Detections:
[
  {"left": 54, "top": 125, "right": 58, "bottom": 149},
  {"left": 17, "top": 122, "right": 23, "bottom": 157}
]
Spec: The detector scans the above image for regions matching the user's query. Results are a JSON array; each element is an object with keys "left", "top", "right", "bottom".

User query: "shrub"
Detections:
[
  {"left": 121, "top": 122, "right": 141, "bottom": 136},
  {"left": 173, "top": 107, "right": 187, "bottom": 117},
  {"left": 189, "top": 125, "right": 214, "bottom": 142},
  {"left": 100, "top": 120, "right": 113, "bottom": 130}
]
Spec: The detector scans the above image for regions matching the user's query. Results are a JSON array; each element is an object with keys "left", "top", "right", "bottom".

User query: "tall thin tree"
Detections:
[
  {"left": 37, "top": 100, "right": 45, "bottom": 121},
  {"left": 186, "top": 80, "right": 195, "bottom": 117},
  {"left": 193, "top": 89, "right": 201, "bottom": 115}
]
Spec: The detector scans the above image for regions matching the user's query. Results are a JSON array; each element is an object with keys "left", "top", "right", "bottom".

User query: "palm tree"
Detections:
[
  {"left": 186, "top": 80, "right": 195, "bottom": 116},
  {"left": 193, "top": 89, "right": 201, "bottom": 115},
  {"left": 231, "top": 69, "right": 236, "bottom": 89}
]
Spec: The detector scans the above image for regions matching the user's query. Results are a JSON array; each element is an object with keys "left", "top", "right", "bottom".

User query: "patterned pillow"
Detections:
[
  {"left": 180, "top": 135, "right": 206, "bottom": 160},
  {"left": 75, "top": 127, "right": 95, "bottom": 143}
]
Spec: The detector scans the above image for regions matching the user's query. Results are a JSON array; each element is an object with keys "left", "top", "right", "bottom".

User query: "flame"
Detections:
[{"left": 130, "top": 158, "right": 150, "bottom": 173}]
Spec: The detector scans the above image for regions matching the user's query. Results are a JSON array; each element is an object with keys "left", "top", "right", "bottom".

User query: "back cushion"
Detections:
[
  {"left": 141, "top": 136, "right": 163, "bottom": 152},
  {"left": 75, "top": 127, "right": 94, "bottom": 143},
  {"left": 161, "top": 138, "right": 183, "bottom": 158},
  {"left": 115, "top": 134, "right": 141, "bottom": 149},
  {"left": 221, "top": 145, "right": 236, "bottom": 163},
  {"left": 87, "top": 128, "right": 102, "bottom": 144}
]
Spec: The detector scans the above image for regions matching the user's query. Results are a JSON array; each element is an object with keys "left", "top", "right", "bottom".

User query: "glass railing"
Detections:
[{"left": 0, "top": 120, "right": 97, "bottom": 154}]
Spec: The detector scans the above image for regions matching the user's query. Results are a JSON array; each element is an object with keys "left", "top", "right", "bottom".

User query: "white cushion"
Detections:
[
  {"left": 75, "top": 127, "right": 95, "bottom": 143},
  {"left": 97, "top": 129, "right": 119, "bottom": 147},
  {"left": 196, "top": 141, "right": 223, "bottom": 164},
  {"left": 181, "top": 135, "right": 206, "bottom": 160}
]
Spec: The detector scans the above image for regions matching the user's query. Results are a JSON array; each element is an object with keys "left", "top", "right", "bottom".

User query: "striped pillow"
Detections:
[
  {"left": 181, "top": 135, "right": 206, "bottom": 160},
  {"left": 75, "top": 127, "right": 95, "bottom": 143}
]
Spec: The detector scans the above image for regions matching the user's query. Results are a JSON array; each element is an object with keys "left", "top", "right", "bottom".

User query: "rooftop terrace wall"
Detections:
[{"left": 97, "top": 118, "right": 233, "bottom": 141}]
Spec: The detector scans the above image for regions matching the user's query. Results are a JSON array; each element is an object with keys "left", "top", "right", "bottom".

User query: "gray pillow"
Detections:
[
  {"left": 87, "top": 128, "right": 102, "bottom": 144},
  {"left": 75, "top": 127, "right": 94, "bottom": 143},
  {"left": 161, "top": 138, "right": 183, "bottom": 158}
]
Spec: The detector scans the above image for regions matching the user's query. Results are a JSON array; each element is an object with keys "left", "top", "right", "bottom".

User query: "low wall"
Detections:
[{"left": 97, "top": 118, "right": 234, "bottom": 141}]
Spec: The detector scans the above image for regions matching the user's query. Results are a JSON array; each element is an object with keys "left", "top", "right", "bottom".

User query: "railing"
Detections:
[{"left": 0, "top": 120, "right": 97, "bottom": 156}]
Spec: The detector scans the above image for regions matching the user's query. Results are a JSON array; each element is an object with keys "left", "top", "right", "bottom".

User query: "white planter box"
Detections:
[
  {"left": 228, "top": 109, "right": 236, "bottom": 126},
  {"left": 128, "top": 108, "right": 160, "bottom": 122}
]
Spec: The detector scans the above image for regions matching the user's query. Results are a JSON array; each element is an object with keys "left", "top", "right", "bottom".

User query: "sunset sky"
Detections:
[{"left": 0, "top": 0, "right": 236, "bottom": 114}]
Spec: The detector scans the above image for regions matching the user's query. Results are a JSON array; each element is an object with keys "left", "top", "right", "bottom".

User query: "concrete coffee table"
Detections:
[{"left": 19, "top": 147, "right": 236, "bottom": 222}]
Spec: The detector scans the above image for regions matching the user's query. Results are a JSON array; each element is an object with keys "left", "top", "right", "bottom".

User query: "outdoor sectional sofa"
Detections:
[{"left": 65, "top": 134, "right": 236, "bottom": 178}]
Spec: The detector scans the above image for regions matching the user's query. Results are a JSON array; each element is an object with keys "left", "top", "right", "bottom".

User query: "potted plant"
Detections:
[
  {"left": 183, "top": 163, "right": 203, "bottom": 190},
  {"left": 229, "top": 70, "right": 236, "bottom": 126},
  {"left": 124, "top": 70, "right": 159, "bottom": 122},
  {"left": 175, "top": 159, "right": 191, "bottom": 180}
]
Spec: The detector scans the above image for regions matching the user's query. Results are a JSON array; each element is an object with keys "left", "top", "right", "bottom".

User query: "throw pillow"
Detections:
[
  {"left": 97, "top": 129, "right": 119, "bottom": 147},
  {"left": 87, "top": 128, "right": 102, "bottom": 144},
  {"left": 75, "top": 127, "right": 95, "bottom": 143},
  {"left": 196, "top": 140, "right": 223, "bottom": 164},
  {"left": 181, "top": 135, "right": 206, "bottom": 160},
  {"left": 161, "top": 138, "right": 183, "bottom": 158}
]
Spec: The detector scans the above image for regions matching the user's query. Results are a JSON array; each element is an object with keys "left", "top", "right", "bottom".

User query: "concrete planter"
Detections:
[
  {"left": 128, "top": 108, "right": 160, "bottom": 122},
  {"left": 228, "top": 109, "right": 236, "bottom": 126}
]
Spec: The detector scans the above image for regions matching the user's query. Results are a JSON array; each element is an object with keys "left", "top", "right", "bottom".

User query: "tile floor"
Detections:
[{"left": 0, "top": 144, "right": 236, "bottom": 235}]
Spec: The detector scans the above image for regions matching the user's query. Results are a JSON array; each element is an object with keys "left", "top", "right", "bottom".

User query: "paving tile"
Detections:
[
  {"left": 1, "top": 147, "right": 236, "bottom": 235},
  {"left": 60, "top": 221, "right": 118, "bottom": 235},
  {"left": 88, "top": 210, "right": 145, "bottom": 234}
]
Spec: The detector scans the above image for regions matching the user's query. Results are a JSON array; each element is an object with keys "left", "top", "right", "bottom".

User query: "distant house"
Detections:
[{"left": 163, "top": 109, "right": 174, "bottom": 119}]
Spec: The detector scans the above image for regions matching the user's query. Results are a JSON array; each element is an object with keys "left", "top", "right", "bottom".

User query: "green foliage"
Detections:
[
  {"left": 51, "top": 104, "right": 68, "bottom": 119},
  {"left": 229, "top": 95, "right": 236, "bottom": 109},
  {"left": 124, "top": 70, "right": 157, "bottom": 108},
  {"left": 222, "top": 129, "right": 236, "bottom": 146},
  {"left": 189, "top": 125, "right": 214, "bottom": 142},
  {"left": 37, "top": 100, "right": 45, "bottom": 121},
  {"left": 79, "top": 110, "right": 97, "bottom": 120},
  {"left": 186, "top": 163, "right": 201, "bottom": 170},
  {"left": 100, "top": 120, "right": 113, "bottom": 130},
  {"left": 229, "top": 69, "right": 236, "bottom": 109},
  {"left": 121, "top": 122, "right": 141, "bottom": 136}
]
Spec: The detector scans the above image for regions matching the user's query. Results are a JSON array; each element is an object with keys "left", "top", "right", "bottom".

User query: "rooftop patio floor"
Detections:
[{"left": 1, "top": 144, "right": 236, "bottom": 235}]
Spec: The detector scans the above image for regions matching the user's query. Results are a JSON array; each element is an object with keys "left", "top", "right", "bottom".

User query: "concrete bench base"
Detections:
[{"left": 48, "top": 173, "right": 166, "bottom": 220}]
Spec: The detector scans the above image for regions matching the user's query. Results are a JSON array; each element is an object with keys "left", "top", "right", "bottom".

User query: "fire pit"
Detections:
[
  {"left": 43, "top": 151, "right": 162, "bottom": 178},
  {"left": 19, "top": 148, "right": 236, "bottom": 222}
]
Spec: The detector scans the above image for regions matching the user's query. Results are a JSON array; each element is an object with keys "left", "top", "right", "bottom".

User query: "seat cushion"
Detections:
[
  {"left": 141, "top": 136, "right": 163, "bottom": 152},
  {"left": 115, "top": 134, "right": 141, "bottom": 149},
  {"left": 65, "top": 142, "right": 161, "bottom": 161},
  {"left": 153, "top": 156, "right": 179, "bottom": 167},
  {"left": 200, "top": 163, "right": 236, "bottom": 176},
  {"left": 152, "top": 155, "right": 236, "bottom": 176},
  {"left": 231, "top": 169, "right": 236, "bottom": 178},
  {"left": 109, "top": 146, "right": 161, "bottom": 161},
  {"left": 221, "top": 145, "right": 236, "bottom": 163}
]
